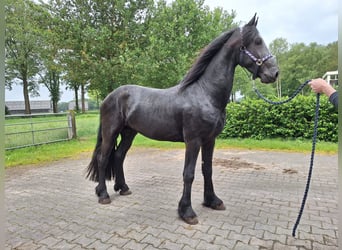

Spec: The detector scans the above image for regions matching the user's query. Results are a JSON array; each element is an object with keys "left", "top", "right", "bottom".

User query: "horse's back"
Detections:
[{"left": 101, "top": 84, "right": 185, "bottom": 141}]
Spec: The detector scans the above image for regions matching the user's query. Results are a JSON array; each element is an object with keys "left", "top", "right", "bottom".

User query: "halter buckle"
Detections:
[{"left": 256, "top": 59, "right": 263, "bottom": 66}]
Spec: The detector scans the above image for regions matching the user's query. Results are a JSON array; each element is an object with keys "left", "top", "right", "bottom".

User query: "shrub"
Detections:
[{"left": 220, "top": 95, "right": 337, "bottom": 142}]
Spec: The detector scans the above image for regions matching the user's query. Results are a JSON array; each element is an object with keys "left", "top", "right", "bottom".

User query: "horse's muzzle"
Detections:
[{"left": 259, "top": 68, "right": 279, "bottom": 83}]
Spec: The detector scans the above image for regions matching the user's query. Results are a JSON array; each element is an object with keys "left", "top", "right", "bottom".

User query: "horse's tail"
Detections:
[{"left": 86, "top": 122, "right": 117, "bottom": 182}]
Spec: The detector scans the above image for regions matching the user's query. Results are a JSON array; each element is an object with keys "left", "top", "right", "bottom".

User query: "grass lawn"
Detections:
[{"left": 4, "top": 113, "right": 338, "bottom": 168}]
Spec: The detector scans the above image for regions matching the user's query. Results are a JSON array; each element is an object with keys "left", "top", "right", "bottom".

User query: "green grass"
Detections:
[
  {"left": 5, "top": 114, "right": 71, "bottom": 149},
  {"left": 4, "top": 113, "right": 338, "bottom": 168}
]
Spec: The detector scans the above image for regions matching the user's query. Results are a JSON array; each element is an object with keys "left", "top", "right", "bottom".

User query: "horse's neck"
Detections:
[{"left": 200, "top": 48, "right": 237, "bottom": 110}]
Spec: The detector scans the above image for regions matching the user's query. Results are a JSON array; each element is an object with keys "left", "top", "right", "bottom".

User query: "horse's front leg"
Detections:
[
  {"left": 178, "top": 140, "right": 201, "bottom": 225},
  {"left": 201, "top": 140, "right": 225, "bottom": 210}
]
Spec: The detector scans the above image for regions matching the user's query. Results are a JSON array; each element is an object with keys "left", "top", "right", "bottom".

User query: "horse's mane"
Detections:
[
  {"left": 179, "top": 17, "right": 258, "bottom": 91},
  {"left": 179, "top": 28, "right": 236, "bottom": 90}
]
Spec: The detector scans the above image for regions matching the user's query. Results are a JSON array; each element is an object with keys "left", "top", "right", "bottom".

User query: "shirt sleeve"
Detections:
[{"left": 328, "top": 91, "right": 338, "bottom": 110}]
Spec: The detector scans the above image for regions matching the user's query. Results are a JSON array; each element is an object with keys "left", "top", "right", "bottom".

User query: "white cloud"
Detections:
[{"left": 204, "top": 0, "right": 338, "bottom": 45}]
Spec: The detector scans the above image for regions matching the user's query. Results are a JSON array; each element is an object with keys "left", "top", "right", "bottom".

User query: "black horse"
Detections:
[{"left": 86, "top": 15, "right": 278, "bottom": 224}]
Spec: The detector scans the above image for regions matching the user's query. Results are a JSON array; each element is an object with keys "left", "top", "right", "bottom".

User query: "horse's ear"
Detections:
[{"left": 247, "top": 13, "right": 258, "bottom": 26}]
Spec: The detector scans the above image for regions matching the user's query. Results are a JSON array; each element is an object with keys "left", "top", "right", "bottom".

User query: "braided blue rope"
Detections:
[
  {"left": 253, "top": 80, "right": 321, "bottom": 237},
  {"left": 253, "top": 79, "right": 311, "bottom": 105},
  {"left": 292, "top": 93, "right": 320, "bottom": 237}
]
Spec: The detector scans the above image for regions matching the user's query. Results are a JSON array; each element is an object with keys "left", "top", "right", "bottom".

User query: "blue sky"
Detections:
[{"left": 6, "top": 0, "right": 338, "bottom": 102}]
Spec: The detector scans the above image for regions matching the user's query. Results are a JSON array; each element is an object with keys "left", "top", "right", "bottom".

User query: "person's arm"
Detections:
[
  {"left": 328, "top": 91, "right": 338, "bottom": 110},
  {"left": 309, "top": 78, "right": 338, "bottom": 109}
]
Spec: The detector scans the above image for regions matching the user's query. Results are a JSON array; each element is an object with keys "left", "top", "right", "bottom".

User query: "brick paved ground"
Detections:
[{"left": 5, "top": 148, "right": 338, "bottom": 249}]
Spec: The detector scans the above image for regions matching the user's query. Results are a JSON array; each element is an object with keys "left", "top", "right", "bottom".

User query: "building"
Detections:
[
  {"left": 5, "top": 100, "right": 52, "bottom": 115},
  {"left": 68, "top": 100, "right": 89, "bottom": 111},
  {"left": 323, "top": 70, "right": 338, "bottom": 87}
]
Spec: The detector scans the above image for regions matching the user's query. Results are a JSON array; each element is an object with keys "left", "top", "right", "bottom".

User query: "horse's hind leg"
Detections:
[
  {"left": 113, "top": 128, "right": 137, "bottom": 195},
  {"left": 96, "top": 135, "right": 115, "bottom": 204},
  {"left": 201, "top": 140, "right": 225, "bottom": 210},
  {"left": 95, "top": 114, "right": 122, "bottom": 204}
]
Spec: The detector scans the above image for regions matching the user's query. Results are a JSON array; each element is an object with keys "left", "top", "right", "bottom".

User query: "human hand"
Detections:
[{"left": 309, "top": 78, "right": 336, "bottom": 97}]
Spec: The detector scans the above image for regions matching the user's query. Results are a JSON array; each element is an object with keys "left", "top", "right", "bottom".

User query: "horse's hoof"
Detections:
[
  {"left": 98, "top": 197, "right": 111, "bottom": 204},
  {"left": 119, "top": 190, "right": 132, "bottom": 196},
  {"left": 213, "top": 202, "right": 226, "bottom": 210},
  {"left": 183, "top": 216, "right": 199, "bottom": 225},
  {"left": 203, "top": 201, "right": 226, "bottom": 210}
]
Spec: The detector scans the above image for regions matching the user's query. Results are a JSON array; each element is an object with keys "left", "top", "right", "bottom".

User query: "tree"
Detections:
[
  {"left": 39, "top": 71, "right": 62, "bottom": 113},
  {"left": 44, "top": 0, "right": 153, "bottom": 106},
  {"left": 280, "top": 43, "right": 326, "bottom": 96},
  {"left": 42, "top": 0, "right": 236, "bottom": 102},
  {"left": 269, "top": 38, "right": 289, "bottom": 98},
  {"left": 134, "top": 0, "right": 236, "bottom": 89},
  {"left": 84, "top": 0, "right": 154, "bottom": 98},
  {"left": 258, "top": 39, "right": 338, "bottom": 99},
  {"left": 38, "top": 7, "right": 65, "bottom": 113},
  {"left": 5, "top": 0, "right": 45, "bottom": 114}
]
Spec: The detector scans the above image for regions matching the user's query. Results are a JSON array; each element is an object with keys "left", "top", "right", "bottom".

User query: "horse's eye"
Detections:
[{"left": 255, "top": 38, "right": 262, "bottom": 45}]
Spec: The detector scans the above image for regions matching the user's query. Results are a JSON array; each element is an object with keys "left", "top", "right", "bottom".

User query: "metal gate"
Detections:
[{"left": 5, "top": 112, "right": 76, "bottom": 150}]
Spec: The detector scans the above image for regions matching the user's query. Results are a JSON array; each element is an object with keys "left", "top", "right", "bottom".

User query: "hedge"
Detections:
[{"left": 220, "top": 95, "right": 338, "bottom": 142}]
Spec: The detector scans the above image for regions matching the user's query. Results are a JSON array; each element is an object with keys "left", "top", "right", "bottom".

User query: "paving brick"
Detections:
[
  {"left": 52, "top": 239, "right": 83, "bottom": 249},
  {"left": 122, "top": 239, "right": 149, "bottom": 250},
  {"left": 175, "top": 234, "right": 200, "bottom": 248},
  {"left": 312, "top": 242, "right": 339, "bottom": 250},
  {"left": 241, "top": 227, "right": 264, "bottom": 238},
  {"left": 249, "top": 236, "right": 274, "bottom": 249},
  {"left": 311, "top": 226, "right": 336, "bottom": 238},
  {"left": 286, "top": 236, "right": 312, "bottom": 249},
  {"left": 196, "top": 240, "right": 223, "bottom": 250},
  {"left": 71, "top": 234, "right": 96, "bottom": 247},
  {"left": 234, "top": 241, "right": 259, "bottom": 250},
  {"left": 207, "top": 226, "right": 230, "bottom": 238},
  {"left": 140, "top": 234, "right": 164, "bottom": 248},
  {"left": 11, "top": 240, "right": 41, "bottom": 250},
  {"left": 175, "top": 225, "right": 197, "bottom": 237},
  {"left": 273, "top": 242, "right": 299, "bottom": 250},
  {"left": 221, "top": 222, "right": 243, "bottom": 233},
  {"left": 5, "top": 149, "right": 338, "bottom": 250},
  {"left": 263, "top": 231, "right": 286, "bottom": 244},
  {"left": 227, "top": 231, "right": 251, "bottom": 244},
  {"left": 159, "top": 239, "right": 184, "bottom": 249},
  {"left": 254, "top": 222, "right": 276, "bottom": 233},
  {"left": 106, "top": 234, "right": 130, "bottom": 248}
]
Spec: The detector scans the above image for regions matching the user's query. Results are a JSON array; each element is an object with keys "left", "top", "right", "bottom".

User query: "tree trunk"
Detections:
[
  {"left": 50, "top": 71, "right": 60, "bottom": 113},
  {"left": 52, "top": 100, "right": 58, "bottom": 113},
  {"left": 74, "top": 87, "right": 79, "bottom": 112},
  {"left": 81, "top": 83, "right": 86, "bottom": 113},
  {"left": 23, "top": 76, "right": 31, "bottom": 114}
]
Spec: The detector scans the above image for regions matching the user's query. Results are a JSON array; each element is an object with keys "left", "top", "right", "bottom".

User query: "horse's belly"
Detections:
[
  {"left": 139, "top": 129, "right": 184, "bottom": 142},
  {"left": 127, "top": 113, "right": 184, "bottom": 142}
]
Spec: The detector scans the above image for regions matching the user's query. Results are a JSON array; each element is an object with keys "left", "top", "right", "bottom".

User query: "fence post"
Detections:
[
  {"left": 67, "top": 111, "right": 77, "bottom": 139},
  {"left": 30, "top": 115, "right": 35, "bottom": 145}
]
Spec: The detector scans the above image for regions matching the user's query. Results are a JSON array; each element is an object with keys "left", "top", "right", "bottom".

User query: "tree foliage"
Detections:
[
  {"left": 264, "top": 40, "right": 338, "bottom": 98},
  {"left": 133, "top": 0, "right": 235, "bottom": 89},
  {"left": 5, "top": 0, "right": 46, "bottom": 114},
  {"left": 5, "top": 0, "right": 338, "bottom": 114}
]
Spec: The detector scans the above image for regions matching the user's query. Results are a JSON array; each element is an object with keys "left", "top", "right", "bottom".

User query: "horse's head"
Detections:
[{"left": 238, "top": 14, "right": 279, "bottom": 83}]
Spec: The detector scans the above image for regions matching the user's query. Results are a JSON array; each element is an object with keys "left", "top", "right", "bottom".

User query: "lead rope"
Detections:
[
  {"left": 253, "top": 80, "right": 320, "bottom": 237},
  {"left": 292, "top": 93, "right": 320, "bottom": 237}
]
